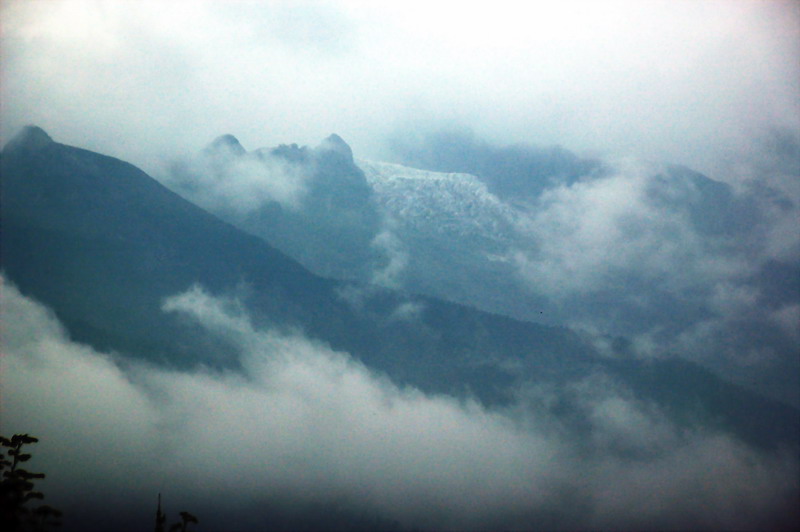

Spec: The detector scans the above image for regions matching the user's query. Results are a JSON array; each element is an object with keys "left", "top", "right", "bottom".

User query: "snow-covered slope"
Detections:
[
  {"left": 358, "top": 159, "right": 518, "bottom": 243},
  {"left": 161, "top": 142, "right": 798, "bottom": 408},
  {"left": 355, "top": 158, "right": 544, "bottom": 324}
]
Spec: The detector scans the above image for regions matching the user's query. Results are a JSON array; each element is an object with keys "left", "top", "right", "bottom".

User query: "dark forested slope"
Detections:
[{"left": 2, "top": 126, "right": 797, "bottom": 450}]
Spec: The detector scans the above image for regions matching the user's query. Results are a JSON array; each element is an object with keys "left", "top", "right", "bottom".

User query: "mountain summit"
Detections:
[
  {"left": 2, "top": 126, "right": 797, "bottom": 453},
  {"left": 3, "top": 125, "right": 54, "bottom": 153},
  {"left": 205, "top": 133, "right": 246, "bottom": 156},
  {"left": 318, "top": 133, "right": 354, "bottom": 162}
]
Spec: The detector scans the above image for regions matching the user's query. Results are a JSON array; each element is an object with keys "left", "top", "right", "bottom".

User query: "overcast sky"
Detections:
[{"left": 1, "top": 0, "right": 798, "bottom": 178}]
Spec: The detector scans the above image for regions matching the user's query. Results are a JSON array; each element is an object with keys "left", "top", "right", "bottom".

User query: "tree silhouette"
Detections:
[
  {"left": 0, "top": 434, "right": 62, "bottom": 531},
  {"left": 155, "top": 493, "right": 167, "bottom": 532},
  {"left": 155, "top": 494, "right": 198, "bottom": 532},
  {"left": 170, "top": 511, "right": 199, "bottom": 532}
]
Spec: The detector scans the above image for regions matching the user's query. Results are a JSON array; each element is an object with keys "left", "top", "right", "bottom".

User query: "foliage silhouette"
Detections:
[
  {"left": 170, "top": 511, "right": 199, "bottom": 532},
  {"left": 0, "top": 434, "right": 62, "bottom": 531},
  {"left": 155, "top": 493, "right": 198, "bottom": 532}
]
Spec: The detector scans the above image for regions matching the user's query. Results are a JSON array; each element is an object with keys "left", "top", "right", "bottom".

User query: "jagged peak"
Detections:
[
  {"left": 318, "top": 133, "right": 353, "bottom": 162},
  {"left": 3, "top": 125, "right": 54, "bottom": 153},
  {"left": 205, "top": 134, "right": 246, "bottom": 156}
]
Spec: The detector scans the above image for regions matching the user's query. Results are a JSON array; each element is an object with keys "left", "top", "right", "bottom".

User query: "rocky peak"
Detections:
[
  {"left": 205, "top": 134, "right": 246, "bottom": 157},
  {"left": 3, "top": 125, "right": 54, "bottom": 154},
  {"left": 318, "top": 134, "right": 353, "bottom": 163}
]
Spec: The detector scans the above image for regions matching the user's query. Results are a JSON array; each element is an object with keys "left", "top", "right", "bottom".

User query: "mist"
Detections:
[
  {"left": 166, "top": 136, "right": 313, "bottom": 215},
  {"left": 1, "top": 0, "right": 798, "bottom": 179},
  {"left": 2, "top": 2, "right": 799, "bottom": 529},
  {"left": 2, "top": 277, "right": 797, "bottom": 530},
  {"left": 356, "top": 127, "right": 799, "bottom": 406}
]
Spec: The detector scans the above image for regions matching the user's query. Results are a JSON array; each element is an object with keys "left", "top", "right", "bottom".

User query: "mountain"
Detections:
[
  {"left": 2, "top": 126, "right": 798, "bottom": 451},
  {"left": 166, "top": 132, "right": 384, "bottom": 282},
  {"left": 378, "top": 133, "right": 800, "bottom": 408},
  {"left": 0, "top": 126, "right": 586, "bottom": 402},
  {"left": 167, "top": 129, "right": 781, "bottom": 349},
  {"left": 357, "top": 158, "right": 543, "bottom": 318},
  {"left": 356, "top": 157, "right": 756, "bottom": 325},
  {"left": 389, "top": 128, "right": 605, "bottom": 203}
]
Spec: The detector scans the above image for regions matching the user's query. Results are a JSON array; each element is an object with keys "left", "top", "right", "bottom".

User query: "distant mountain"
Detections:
[
  {"left": 2, "top": 126, "right": 798, "bottom": 451},
  {"left": 166, "top": 132, "right": 383, "bottom": 281},
  {"left": 388, "top": 128, "right": 605, "bottom": 203},
  {"left": 357, "top": 158, "right": 543, "bottom": 319},
  {"left": 378, "top": 133, "right": 800, "bottom": 408},
  {"left": 0, "top": 126, "right": 585, "bottom": 402},
  {"left": 155, "top": 127, "right": 799, "bottom": 408},
  {"left": 357, "top": 157, "right": 756, "bottom": 325}
]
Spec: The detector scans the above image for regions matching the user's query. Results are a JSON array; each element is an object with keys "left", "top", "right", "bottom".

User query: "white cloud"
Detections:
[
  {"left": 502, "top": 151, "right": 799, "bottom": 405},
  {"left": 369, "top": 226, "right": 408, "bottom": 288},
  {"left": 166, "top": 147, "right": 312, "bottom": 215},
  {"left": 512, "top": 158, "right": 748, "bottom": 298},
  {"left": 1, "top": 277, "right": 796, "bottom": 530},
  {"left": 1, "top": 1, "right": 797, "bottom": 177}
]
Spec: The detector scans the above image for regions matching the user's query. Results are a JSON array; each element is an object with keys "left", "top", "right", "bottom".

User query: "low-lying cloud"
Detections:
[
  {"left": 2, "top": 277, "right": 797, "bottom": 530},
  {"left": 165, "top": 140, "right": 312, "bottom": 216},
  {"left": 371, "top": 128, "right": 799, "bottom": 406},
  {"left": 507, "top": 143, "right": 800, "bottom": 404},
  {"left": 512, "top": 158, "right": 749, "bottom": 308}
]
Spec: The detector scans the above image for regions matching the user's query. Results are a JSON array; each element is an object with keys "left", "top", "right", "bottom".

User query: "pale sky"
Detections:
[{"left": 1, "top": 0, "right": 798, "bottom": 177}]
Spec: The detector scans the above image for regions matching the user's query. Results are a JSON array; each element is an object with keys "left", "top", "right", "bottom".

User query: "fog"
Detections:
[
  {"left": 2, "top": 277, "right": 797, "bottom": 530},
  {"left": 2, "top": 2, "right": 798, "bottom": 528},
  {"left": 359, "top": 129, "right": 799, "bottom": 405},
  {"left": 167, "top": 136, "right": 313, "bottom": 215},
  {"left": 1, "top": 0, "right": 798, "bottom": 179}
]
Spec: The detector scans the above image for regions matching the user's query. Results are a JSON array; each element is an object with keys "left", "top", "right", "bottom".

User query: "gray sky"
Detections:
[{"left": 2, "top": 0, "right": 798, "bottom": 178}]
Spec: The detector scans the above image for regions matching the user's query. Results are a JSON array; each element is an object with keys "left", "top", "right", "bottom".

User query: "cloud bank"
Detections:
[
  {"left": 166, "top": 137, "right": 312, "bottom": 216},
  {"left": 2, "top": 277, "right": 797, "bottom": 530},
  {"left": 376, "top": 128, "right": 799, "bottom": 406},
  {"left": 1, "top": 0, "right": 797, "bottom": 178},
  {"left": 509, "top": 144, "right": 800, "bottom": 398}
]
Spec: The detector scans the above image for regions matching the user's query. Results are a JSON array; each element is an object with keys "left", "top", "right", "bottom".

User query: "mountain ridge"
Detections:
[
  {"left": 2, "top": 124, "right": 54, "bottom": 152},
  {"left": 2, "top": 126, "right": 797, "bottom": 452}
]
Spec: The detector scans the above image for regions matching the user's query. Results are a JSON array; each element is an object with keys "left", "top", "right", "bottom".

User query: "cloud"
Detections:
[
  {"left": 493, "top": 146, "right": 800, "bottom": 404},
  {"left": 161, "top": 134, "right": 386, "bottom": 281},
  {"left": 165, "top": 141, "right": 312, "bottom": 215},
  {"left": 1, "top": 1, "right": 797, "bottom": 178},
  {"left": 368, "top": 225, "right": 408, "bottom": 289},
  {"left": 511, "top": 158, "right": 749, "bottom": 298},
  {"left": 2, "top": 277, "right": 797, "bottom": 530}
]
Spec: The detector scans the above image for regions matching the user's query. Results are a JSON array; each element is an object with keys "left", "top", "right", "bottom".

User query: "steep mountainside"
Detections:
[
  {"left": 166, "top": 132, "right": 383, "bottom": 281},
  {"left": 2, "top": 126, "right": 797, "bottom": 450},
  {"left": 357, "top": 158, "right": 538, "bottom": 316},
  {"left": 0, "top": 126, "right": 587, "bottom": 402}
]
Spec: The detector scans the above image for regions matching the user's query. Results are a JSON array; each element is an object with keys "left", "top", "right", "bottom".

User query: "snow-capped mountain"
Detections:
[
  {"left": 4, "top": 125, "right": 798, "bottom": 531},
  {"left": 156, "top": 131, "right": 798, "bottom": 407},
  {"left": 358, "top": 159, "right": 518, "bottom": 242},
  {"left": 357, "top": 153, "right": 799, "bottom": 408}
]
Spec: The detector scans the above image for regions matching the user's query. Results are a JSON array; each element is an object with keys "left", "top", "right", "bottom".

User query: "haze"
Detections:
[
  {"left": 1, "top": 2, "right": 799, "bottom": 530},
  {"left": 1, "top": 0, "right": 798, "bottom": 178}
]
